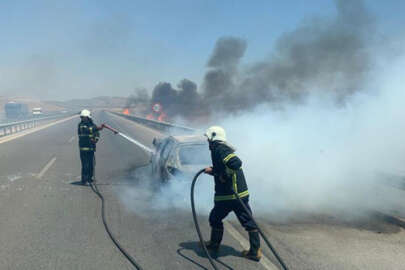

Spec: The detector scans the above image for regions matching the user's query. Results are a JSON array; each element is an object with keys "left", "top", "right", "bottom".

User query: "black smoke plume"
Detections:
[
  {"left": 203, "top": 37, "right": 247, "bottom": 112},
  {"left": 150, "top": 79, "right": 203, "bottom": 117},
  {"left": 203, "top": 0, "right": 375, "bottom": 112},
  {"left": 128, "top": 0, "right": 376, "bottom": 118}
]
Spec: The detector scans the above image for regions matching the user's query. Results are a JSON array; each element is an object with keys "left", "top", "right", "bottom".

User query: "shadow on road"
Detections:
[
  {"left": 70, "top": 181, "right": 86, "bottom": 186},
  {"left": 178, "top": 241, "right": 239, "bottom": 269}
]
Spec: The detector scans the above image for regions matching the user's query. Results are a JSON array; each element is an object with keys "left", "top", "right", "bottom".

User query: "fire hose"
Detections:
[
  {"left": 97, "top": 124, "right": 289, "bottom": 269},
  {"left": 89, "top": 124, "right": 144, "bottom": 270},
  {"left": 99, "top": 123, "right": 119, "bottom": 134},
  {"left": 89, "top": 182, "right": 144, "bottom": 270},
  {"left": 191, "top": 169, "right": 289, "bottom": 270}
]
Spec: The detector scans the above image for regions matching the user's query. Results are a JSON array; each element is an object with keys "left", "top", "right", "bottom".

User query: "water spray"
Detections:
[{"left": 100, "top": 124, "right": 153, "bottom": 153}]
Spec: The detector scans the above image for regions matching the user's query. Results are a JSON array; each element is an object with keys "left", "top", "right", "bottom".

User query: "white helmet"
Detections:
[
  {"left": 205, "top": 126, "right": 226, "bottom": 142},
  {"left": 80, "top": 109, "right": 91, "bottom": 118}
]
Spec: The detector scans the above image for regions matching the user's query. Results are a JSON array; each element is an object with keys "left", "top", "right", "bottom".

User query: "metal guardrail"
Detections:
[
  {"left": 109, "top": 111, "right": 196, "bottom": 133},
  {"left": 0, "top": 114, "right": 74, "bottom": 138}
]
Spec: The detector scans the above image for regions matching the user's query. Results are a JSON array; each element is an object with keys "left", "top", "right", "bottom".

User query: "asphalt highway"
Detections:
[{"left": 1, "top": 111, "right": 405, "bottom": 270}]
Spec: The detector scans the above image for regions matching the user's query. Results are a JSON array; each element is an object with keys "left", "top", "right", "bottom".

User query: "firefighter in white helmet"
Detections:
[
  {"left": 78, "top": 109, "right": 100, "bottom": 185},
  {"left": 204, "top": 126, "right": 261, "bottom": 261}
]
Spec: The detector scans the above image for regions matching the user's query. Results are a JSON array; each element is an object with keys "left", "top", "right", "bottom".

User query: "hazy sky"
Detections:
[{"left": 0, "top": 0, "right": 404, "bottom": 100}]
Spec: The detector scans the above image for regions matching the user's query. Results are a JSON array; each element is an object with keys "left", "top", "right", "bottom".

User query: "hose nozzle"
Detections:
[{"left": 100, "top": 124, "right": 119, "bottom": 134}]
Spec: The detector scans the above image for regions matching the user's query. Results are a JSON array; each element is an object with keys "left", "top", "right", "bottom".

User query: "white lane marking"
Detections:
[
  {"left": 224, "top": 221, "right": 278, "bottom": 270},
  {"left": 68, "top": 136, "right": 75, "bottom": 143},
  {"left": 0, "top": 115, "right": 77, "bottom": 144},
  {"left": 37, "top": 156, "right": 57, "bottom": 179},
  {"left": 118, "top": 132, "right": 154, "bottom": 153}
]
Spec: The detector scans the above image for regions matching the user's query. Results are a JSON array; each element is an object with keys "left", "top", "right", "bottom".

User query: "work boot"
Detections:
[
  {"left": 241, "top": 231, "right": 262, "bottom": 261},
  {"left": 202, "top": 228, "right": 223, "bottom": 252}
]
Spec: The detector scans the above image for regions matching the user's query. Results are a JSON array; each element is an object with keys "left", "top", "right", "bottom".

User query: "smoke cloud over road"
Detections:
[
  {"left": 119, "top": 50, "right": 405, "bottom": 223},
  {"left": 219, "top": 53, "right": 405, "bottom": 219},
  {"left": 118, "top": 0, "right": 405, "bottom": 223}
]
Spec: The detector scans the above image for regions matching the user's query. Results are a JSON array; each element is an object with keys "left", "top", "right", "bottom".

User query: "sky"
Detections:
[{"left": 0, "top": 0, "right": 404, "bottom": 100}]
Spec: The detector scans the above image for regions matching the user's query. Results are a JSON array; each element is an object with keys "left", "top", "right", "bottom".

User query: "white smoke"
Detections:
[
  {"left": 116, "top": 52, "right": 405, "bottom": 222},
  {"left": 115, "top": 165, "right": 216, "bottom": 217},
  {"left": 218, "top": 51, "right": 405, "bottom": 220}
]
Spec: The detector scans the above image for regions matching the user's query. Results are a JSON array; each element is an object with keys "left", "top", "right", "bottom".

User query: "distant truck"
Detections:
[
  {"left": 4, "top": 102, "right": 29, "bottom": 119},
  {"left": 32, "top": 107, "right": 43, "bottom": 116}
]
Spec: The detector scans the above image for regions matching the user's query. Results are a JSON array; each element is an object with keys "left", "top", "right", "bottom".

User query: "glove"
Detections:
[{"left": 204, "top": 167, "right": 214, "bottom": 175}]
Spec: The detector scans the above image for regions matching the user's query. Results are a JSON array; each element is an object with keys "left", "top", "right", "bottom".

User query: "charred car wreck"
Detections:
[{"left": 151, "top": 135, "right": 211, "bottom": 181}]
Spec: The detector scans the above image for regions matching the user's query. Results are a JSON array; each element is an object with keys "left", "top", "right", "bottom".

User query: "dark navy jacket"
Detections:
[
  {"left": 210, "top": 141, "right": 249, "bottom": 201},
  {"left": 78, "top": 120, "right": 100, "bottom": 152}
]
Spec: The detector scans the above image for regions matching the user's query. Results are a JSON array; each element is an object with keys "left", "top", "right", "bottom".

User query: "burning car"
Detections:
[
  {"left": 151, "top": 135, "right": 211, "bottom": 181},
  {"left": 146, "top": 103, "right": 167, "bottom": 122}
]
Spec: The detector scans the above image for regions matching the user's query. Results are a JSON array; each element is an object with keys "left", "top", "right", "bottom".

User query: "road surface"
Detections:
[{"left": 1, "top": 111, "right": 405, "bottom": 270}]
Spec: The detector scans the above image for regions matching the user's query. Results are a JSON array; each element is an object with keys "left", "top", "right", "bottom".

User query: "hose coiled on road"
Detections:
[
  {"left": 191, "top": 169, "right": 289, "bottom": 270},
  {"left": 90, "top": 182, "right": 144, "bottom": 270}
]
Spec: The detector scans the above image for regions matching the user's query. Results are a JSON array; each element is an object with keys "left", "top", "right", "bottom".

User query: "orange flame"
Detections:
[
  {"left": 123, "top": 108, "right": 130, "bottom": 115},
  {"left": 157, "top": 112, "right": 167, "bottom": 122}
]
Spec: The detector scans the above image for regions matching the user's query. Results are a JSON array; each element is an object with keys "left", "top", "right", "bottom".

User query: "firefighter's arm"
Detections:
[
  {"left": 94, "top": 129, "right": 100, "bottom": 143},
  {"left": 90, "top": 125, "right": 100, "bottom": 143}
]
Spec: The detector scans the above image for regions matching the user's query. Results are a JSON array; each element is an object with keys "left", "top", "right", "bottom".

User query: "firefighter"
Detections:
[
  {"left": 204, "top": 126, "right": 261, "bottom": 261},
  {"left": 78, "top": 109, "right": 100, "bottom": 185}
]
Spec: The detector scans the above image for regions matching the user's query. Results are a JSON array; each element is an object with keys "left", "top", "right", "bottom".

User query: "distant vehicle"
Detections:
[
  {"left": 4, "top": 102, "right": 29, "bottom": 119},
  {"left": 32, "top": 107, "right": 43, "bottom": 116},
  {"left": 151, "top": 135, "right": 211, "bottom": 181}
]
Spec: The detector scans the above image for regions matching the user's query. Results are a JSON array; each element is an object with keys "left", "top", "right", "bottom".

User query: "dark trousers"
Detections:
[
  {"left": 209, "top": 196, "right": 257, "bottom": 232},
  {"left": 80, "top": 151, "right": 95, "bottom": 182}
]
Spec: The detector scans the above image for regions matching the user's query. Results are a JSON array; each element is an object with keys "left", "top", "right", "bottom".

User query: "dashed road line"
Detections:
[
  {"left": 37, "top": 156, "right": 57, "bottom": 179},
  {"left": 224, "top": 221, "right": 278, "bottom": 270}
]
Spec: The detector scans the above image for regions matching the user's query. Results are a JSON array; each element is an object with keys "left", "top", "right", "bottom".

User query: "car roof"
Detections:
[{"left": 169, "top": 135, "right": 207, "bottom": 144}]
